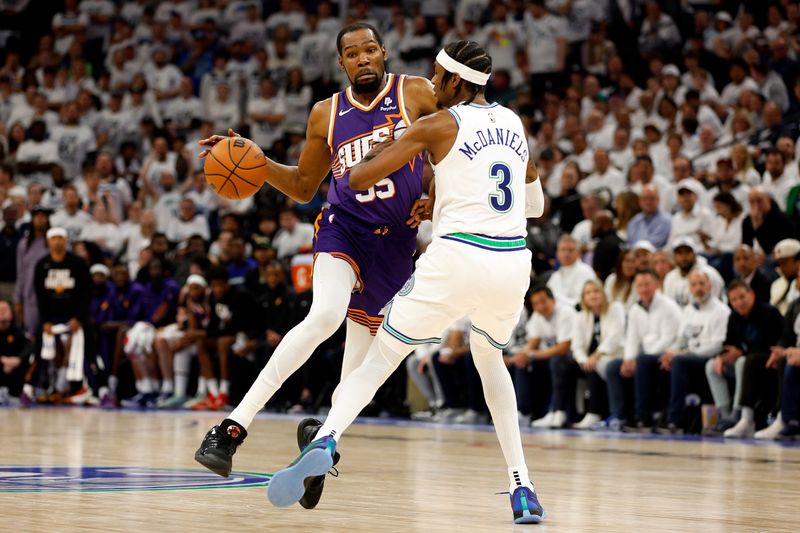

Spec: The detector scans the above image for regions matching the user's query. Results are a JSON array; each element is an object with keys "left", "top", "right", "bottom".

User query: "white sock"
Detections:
[
  {"left": 207, "top": 378, "right": 219, "bottom": 397},
  {"left": 220, "top": 380, "right": 230, "bottom": 395},
  {"left": 197, "top": 376, "right": 207, "bottom": 396},
  {"left": 174, "top": 348, "right": 192, "bottom": 397},
  {"left": 229, "top": 254, "right": 355, "bottom": 429},
  {"left": 508, "top": 466, "right": 534, "bottom": 493},
  {"left": 161, "top": 380, "right": 173, "bottom": 394},
  {"left": 56, "top": 367, "right": 69, "bottom": 392},
  {"left": 108, "top": 375, "right": 119, "bottom": 394},
  {"left": 468, "top": 331, "right": 531, "bottom": 491},
  {"left": 317, "top": 331, "right": 410, "bottom": 441},
  {"left": 138, "top": 379, "right": 153, "bottom": 394},
  {"left": 741, "top": 406, "right": 754, "bottom": 424}
]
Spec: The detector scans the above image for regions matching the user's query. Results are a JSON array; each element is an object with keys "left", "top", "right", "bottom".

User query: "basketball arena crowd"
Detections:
[{"left": 2, "top": 0, "right": 800, "bottom": 441}]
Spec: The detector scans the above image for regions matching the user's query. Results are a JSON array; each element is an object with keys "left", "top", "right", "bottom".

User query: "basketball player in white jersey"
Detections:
[{"left": 267, "top": 41, "right": 547, "bottom": 524}]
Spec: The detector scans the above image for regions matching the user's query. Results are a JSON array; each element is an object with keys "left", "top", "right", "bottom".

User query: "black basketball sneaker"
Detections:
[
  {"left": 194, "top": 419, "right": 248, "bottom": 477},
  {"left": 296, "top": 418, "right": 341, "bottom": 509}
]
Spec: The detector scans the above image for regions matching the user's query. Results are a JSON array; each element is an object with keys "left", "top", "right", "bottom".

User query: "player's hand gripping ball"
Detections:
[{"left": 204, "top": 136, "right": 265, "bottom": 199}]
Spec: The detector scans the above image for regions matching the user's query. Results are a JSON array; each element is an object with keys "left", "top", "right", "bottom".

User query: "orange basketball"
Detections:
[{"left": 204, "top": 136, "right": 266, "bottom": 199}]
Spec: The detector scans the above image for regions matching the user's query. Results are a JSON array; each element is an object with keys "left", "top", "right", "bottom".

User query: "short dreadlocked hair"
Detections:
[{"left": 440, "top": 40, "right": 492, "bottom": 105}]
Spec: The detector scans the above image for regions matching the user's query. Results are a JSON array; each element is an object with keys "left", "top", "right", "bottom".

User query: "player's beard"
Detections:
[{"left": 352, "top": 73, "right": 383, "bottom": 94}]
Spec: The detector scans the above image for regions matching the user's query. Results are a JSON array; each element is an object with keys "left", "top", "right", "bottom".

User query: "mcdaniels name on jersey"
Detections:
[{"left": 457, "top": 127, "right": 528, "bottom": 163}]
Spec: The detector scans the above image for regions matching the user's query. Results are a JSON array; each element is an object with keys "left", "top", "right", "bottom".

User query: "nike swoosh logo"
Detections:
[{"left": 338, "top": 107, "right": 355, "bottom": 116}]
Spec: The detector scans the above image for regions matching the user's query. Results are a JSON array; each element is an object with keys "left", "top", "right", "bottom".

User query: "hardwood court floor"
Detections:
[{"left": 2, "top": 408, "right": 799, "bottom": 533}]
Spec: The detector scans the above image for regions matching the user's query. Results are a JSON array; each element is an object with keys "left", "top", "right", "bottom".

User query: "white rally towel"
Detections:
[
  {"left": 124, "top": 321, "right": 156, "bottom": 356},
  {"left": 65, "top": 327, "right": 85, "bottom": 382},
  {"left": 40, "top": 323, "right": 71, "bottom": 361},
  {"left": 41, "top": 323, "right": 85, "bottom": 382}
]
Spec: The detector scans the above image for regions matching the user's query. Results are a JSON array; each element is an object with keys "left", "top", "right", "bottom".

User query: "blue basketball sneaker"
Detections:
[
  {"left": 510, "top": 486, "right": 545, "bottom": 524},
  {"left": 267, "top": 435, "right": 337, "bottom": 508}
]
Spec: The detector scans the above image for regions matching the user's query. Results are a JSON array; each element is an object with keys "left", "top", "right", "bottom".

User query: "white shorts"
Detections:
[{"left": 381, "top": 235, "right": 532, "bottom": 352}]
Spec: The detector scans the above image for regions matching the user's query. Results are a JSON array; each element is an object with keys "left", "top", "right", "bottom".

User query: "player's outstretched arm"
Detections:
[
  {"left": 198, "top": 99, "right": 334, "bottom": 203},
  {"left": 350, "top": 111, "right": 456, "bottom": 190}
]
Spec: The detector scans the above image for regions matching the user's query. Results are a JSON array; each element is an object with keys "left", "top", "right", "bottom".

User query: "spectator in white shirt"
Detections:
[
  {"left": 577, "top": 148, "right": 626, "bottom": 199},
  {"left": 605, "top": 248, "right": 638, "bottom": 310},
  {"left": 164, "top": 77, "right": 204, "bottom": 133},
  {"left": 208, "top": 84, "right": 241, "bottom": 135},
  {"left": 145, "top": 46, "right": 183, "bottom": 115},
  {"left": 512, "top": 286, "right": 577, "bottom": 429},
  {"left": 705, "top": 192, "right": 744, "bottom": 280},
  {"left": 762, "top": 148, "right": 796, "bottom": 213},
  {"left": 272, "top": 207, "right": 314, "bottom": 260},
  {"left": 165, "top": 197, "right": 210, "bottom": 244},
  {"left": 524, "top": 0, "right": 567, "bottom": 93},
  {"left": 704, "top": 157, "right": 751, "bottom": 215},
  {"left": 663, "top": 237, "right": 725, "bottom": 307},
  {"left": 247, "top": 78, "right": 287, "bottom": 152},
  {"left": 605, "top": 270, "right": 682, "bottom": 430},
  {"left": 637, "top": 0, "right": 681, "bottom": 57},
  {"left": 398, "top": 16, "right": 438, "bottom": 77},
  {"left": 79, "top": 203, "right": 122, "bottom": 254},
  {"left": 547, "top": 234, "right": 598, "bottom": 308},
  {"left": 230, "top": 3, "right": 266, "bottom": 49},
  {"left": 655, "top": 269, "right": 731, "bottom": 433},
  {"left": 770, "top": 238, "right": 800, "bottom": 315},
  {"left": 15, "top": 120, "right": 59, "bottom": 187},
  {"left": 50, "top": 102, "right": 97, "bottom": 180},
  {"left": 719, "top": 60, "right": 758, "bottom": 106},
  {"left": 608, "top": 127, "right": 634, "bottom": 173},
  {"left": 571, "top": 279, "right": 626, "bottom": 429},
  {"left": 50, "top": 184, "right": 92, "bottom": 242},
  {"left": 668, "top": 178, "right": 714, "bottom": 249},
  {"left": 140, "top": 136, "right": 178, "bottom": 189}
]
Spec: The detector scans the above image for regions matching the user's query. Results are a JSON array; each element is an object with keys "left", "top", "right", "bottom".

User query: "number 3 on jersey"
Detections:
[
  {"left": 488, "top": 162, "right": 513, "bottom": 212},
  {"left": 354, "top": 177, "right": 396, "bottom": 203}
]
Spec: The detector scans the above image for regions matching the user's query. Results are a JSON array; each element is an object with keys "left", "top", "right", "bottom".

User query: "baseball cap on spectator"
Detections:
[
  {"left": 30, "top": 204, "right": 53, "bottom": 216},
  {"left": 661, "top": 64, "right": 681, "bottom": 78},
  {"left": 90, "top": 264, "right": 111, "bottom": 277},
  {"left": 632, "top": 240, "right": 656, "bottom": 253},
  {"left": 539, "top": 148, "right": 555, "bottom": 161},
  {"left": 774, "top": 239, "right": 800, "bottom": 260},
  {"left": 676, "top": 178, "right": 704, "bottom": 197},
  {"left": 8, "top": 185, "right": 26, "bottom": 199},
  {"left": 715, "top": 12, "right": 733, "bottom": 24},
  {"left": 672, "top": 236, "right": 698, "bottom": 253},
  {"left": 252, "top": 234, "right": 273, "bottom": 250},
  {"left": 186, "top": 274, "right": 208, "bottom": 288},
  {"left": 46, "top": 227, "right": 68, "bottom": 240}
]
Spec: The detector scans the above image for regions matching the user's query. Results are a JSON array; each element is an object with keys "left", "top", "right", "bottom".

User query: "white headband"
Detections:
[{"left": 436, "top": 49, "right": 490, "bottom": 86}]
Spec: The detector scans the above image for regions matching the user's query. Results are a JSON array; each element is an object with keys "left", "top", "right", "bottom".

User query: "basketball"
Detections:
[{"left": 204, "top": 136, "right": 266, "bottom": 200}]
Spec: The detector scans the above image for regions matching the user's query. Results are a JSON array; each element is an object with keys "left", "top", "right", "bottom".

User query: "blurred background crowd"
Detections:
[{"left": 2, "top": 0, "right": 800, "bottom": 440}]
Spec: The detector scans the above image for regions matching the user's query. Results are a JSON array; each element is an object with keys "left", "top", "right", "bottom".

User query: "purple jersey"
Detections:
[{"left": 327, "top": 73, "right": 424, "bottom": 228}]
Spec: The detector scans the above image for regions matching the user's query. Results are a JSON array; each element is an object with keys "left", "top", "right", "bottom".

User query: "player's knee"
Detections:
[
  {"left": 305, "top": 305, "right": 347, "bottom": 337},
  {"left": 469, "top": 330, "right": 495, "bottom": 353}
]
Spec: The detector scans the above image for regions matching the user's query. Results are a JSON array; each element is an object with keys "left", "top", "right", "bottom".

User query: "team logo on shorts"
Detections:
[
  {"left": 398, "top": 276, "right": 414, "bottom": 296},
  {"left": 0, "top": 466, "right": 271, "bottom": 493}
]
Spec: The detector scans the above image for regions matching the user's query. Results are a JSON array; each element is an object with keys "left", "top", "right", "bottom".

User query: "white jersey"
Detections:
[{"left": 431, "top": 102, "right": 529, "bottom": 239}]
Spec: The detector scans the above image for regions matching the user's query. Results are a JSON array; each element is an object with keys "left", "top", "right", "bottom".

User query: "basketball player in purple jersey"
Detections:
[{"left": 194, "top": 22, "right": 438, "bottom": 508}]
